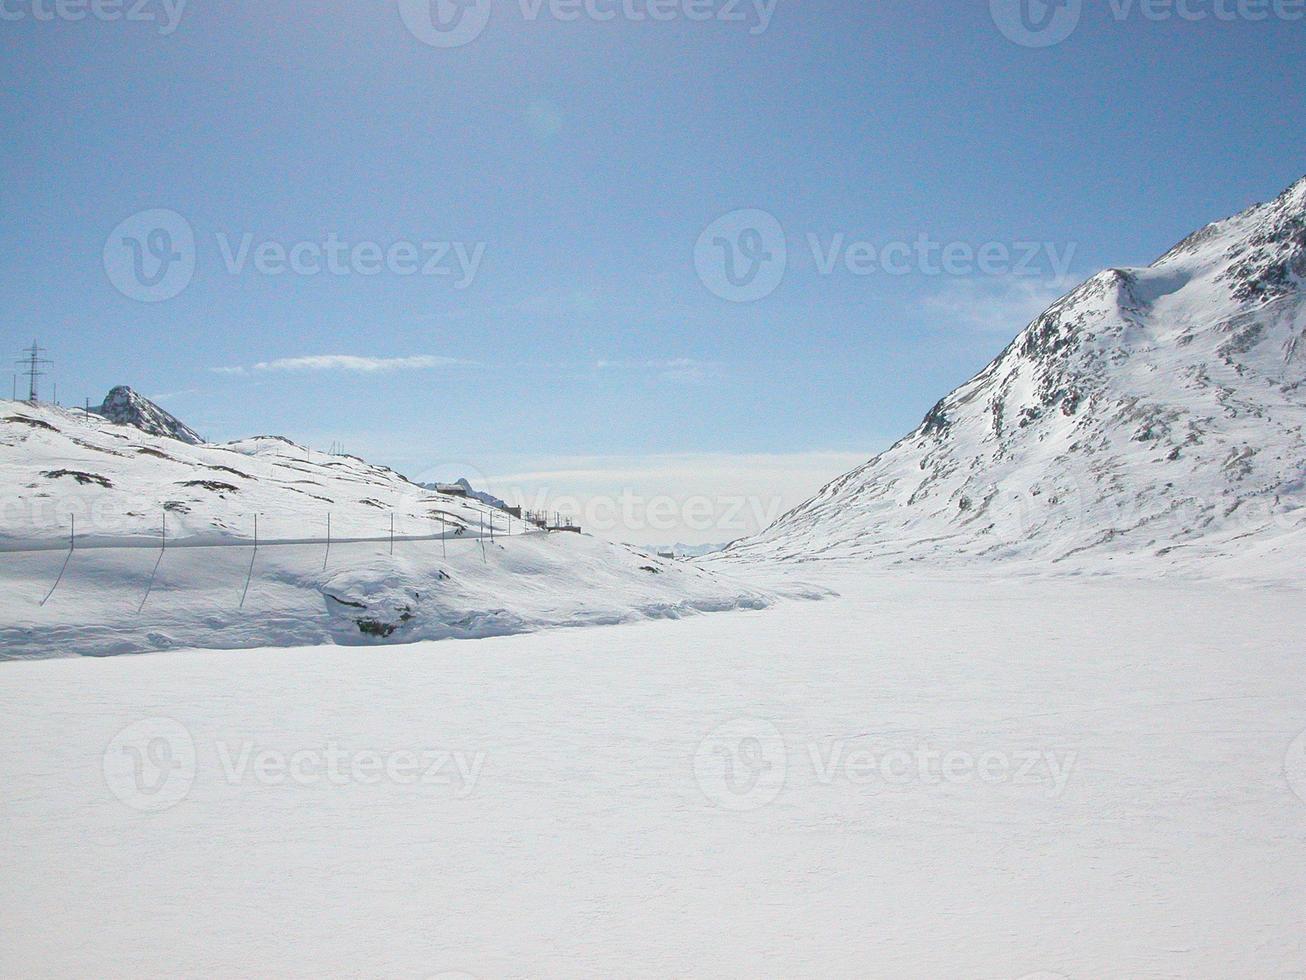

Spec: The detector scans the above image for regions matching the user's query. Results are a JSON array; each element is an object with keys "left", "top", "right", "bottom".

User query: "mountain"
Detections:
[
  {"left": 0, "top": 401, "right": 782, "bottom": 658},
  {"left": 714, "top": 175, "right": 1306, "bottom": 579},
  {"left": 91, "top": 386, "right": 204, "bottom": 445}
]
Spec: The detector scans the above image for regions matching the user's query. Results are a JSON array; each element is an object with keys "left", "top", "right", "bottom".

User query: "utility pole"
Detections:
[{"left": 15, "top": 342, "right": 51, "bottom": 404}]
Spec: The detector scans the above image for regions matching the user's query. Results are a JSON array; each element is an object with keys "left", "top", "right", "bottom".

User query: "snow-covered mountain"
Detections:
[
  {"left": 0, "top": 401, "right": 784, "bottom": 658},
  {"left": 91, "top": 385, "right": 204, "bottom": 445},
  {"left": 715, "top": 175, "right": 1306, "bottom": 579}
]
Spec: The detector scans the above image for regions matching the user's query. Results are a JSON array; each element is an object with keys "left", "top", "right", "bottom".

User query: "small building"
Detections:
[{"left": 434, "top": 483, "right": 468, "bottom": 498}]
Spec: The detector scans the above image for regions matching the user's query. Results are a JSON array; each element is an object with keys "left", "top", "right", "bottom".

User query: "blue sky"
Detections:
[{"left": 2, "top": 1, "right": 1303, "bottom": 541}]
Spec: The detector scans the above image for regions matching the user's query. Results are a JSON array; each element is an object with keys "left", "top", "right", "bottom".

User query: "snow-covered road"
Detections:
[{"left": 3, "top": 567, "right": 1304, "bottom": 978}]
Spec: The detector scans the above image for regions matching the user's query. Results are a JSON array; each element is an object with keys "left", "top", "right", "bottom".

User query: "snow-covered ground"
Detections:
[
  {"left": 0, "top": 399, "right": 781, "bottom": 658},
  {"left": 4, "top": 564, "right": 1305, "bottom": 978}
]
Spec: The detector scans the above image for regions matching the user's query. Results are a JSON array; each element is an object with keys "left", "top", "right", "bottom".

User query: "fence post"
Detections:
[
  {"left": 390, "top": 513, "right": 395, "bottom": 556},
  {"left": 239, "top": 515, "right": 258, "bottom": 610}
]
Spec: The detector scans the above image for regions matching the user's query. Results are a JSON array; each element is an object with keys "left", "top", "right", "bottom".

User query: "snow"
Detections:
[
  {"left": 0, "top": 400, "right": 782, "bottom": 658},
  {"left": 3, "top": 180, "right": 1306, "bottom": 975},
  {"left": 3, "top": 564, "right": 1305, "bottom": 977},
  {"left": 716, "top": 175, "right": 1306, "bottom": 579},
  {"left": 91, "top": 386, "right": 204, "bottom": 445}
]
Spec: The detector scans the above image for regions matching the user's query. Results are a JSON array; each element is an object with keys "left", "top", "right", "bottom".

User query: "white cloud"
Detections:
[
  {"left": 214, "top": 355, "right": 468, "bottom": 376},
  {"left": 925, "top": 276, "right": 1082, "bottom": 335}
]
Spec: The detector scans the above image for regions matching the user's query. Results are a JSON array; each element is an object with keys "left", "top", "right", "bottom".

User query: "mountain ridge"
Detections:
[{"left": 712, "top": 175, "right": 1306, "bottom": 579}]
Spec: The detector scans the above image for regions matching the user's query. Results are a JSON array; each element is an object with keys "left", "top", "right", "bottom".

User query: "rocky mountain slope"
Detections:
[
  {"left": 714, "top": 175, "right": 1306, "bottom": 580},
  {"left": 91, "top": 385, "right": 204, "bottom": 445}
]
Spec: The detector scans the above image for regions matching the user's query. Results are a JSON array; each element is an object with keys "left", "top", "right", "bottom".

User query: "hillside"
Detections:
[
  {"left": 0, "top": 398, "right": 780, "bottom": 658},
  {"left": 713, "top": 176, "right": 1306, "bottom": 581}
]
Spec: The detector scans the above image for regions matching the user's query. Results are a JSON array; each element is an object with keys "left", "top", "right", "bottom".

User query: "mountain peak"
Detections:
[
  {"left": 1278, "top": 173, "right": 1306, "bottom": 211},
  {"left": 716, "top": 178, "right": 1306, "bottom": 576},
  {"left": 93, "top": 386, "right": 204, "bottom": 445}
]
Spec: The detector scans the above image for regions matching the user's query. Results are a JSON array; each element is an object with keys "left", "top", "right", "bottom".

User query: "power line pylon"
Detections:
[{"left": 15, "top": 341, "right": 52, "bottom": 404}]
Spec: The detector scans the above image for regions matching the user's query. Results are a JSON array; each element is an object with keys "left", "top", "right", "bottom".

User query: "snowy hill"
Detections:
[
  {"left": 0, "top": 401, "right": 780, "bottom": 658},
  {"left": 90, "top": 385, "right": 205, "bottom": 445},
  {"left": 715, "top": 175, "right": 1306, "bottom": 580}
]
